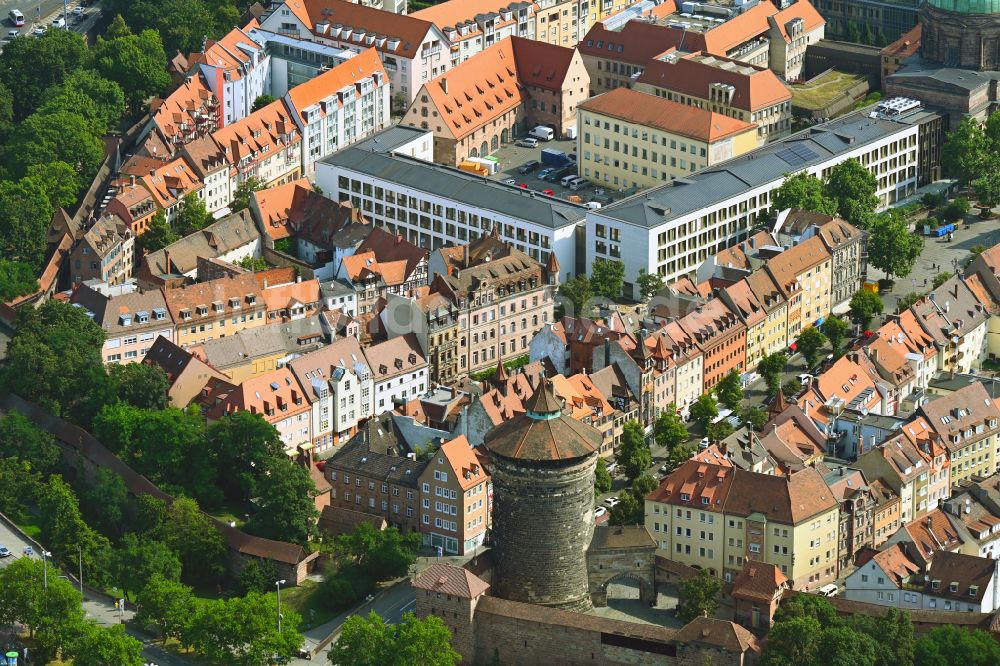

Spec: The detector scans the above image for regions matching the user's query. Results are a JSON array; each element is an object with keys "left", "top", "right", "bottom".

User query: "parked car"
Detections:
[
  {"left": 594, "top": 506, "right": 607, "bottom": 519},
  {"left": 518, "top": 182, "right": 528, "bottom": 188},
  {"left": 541, "top": 188, "right": 554, "bottom": 196},
  {"left": 52, "top": 16, "right": 66, "bottom": 28},
  {"left": 798, "top": 373, "right": 813, "bottom": 385},
  {"left": 537, "top": 167, "right": 555, "bottom": 180},
  {"left": 32, "top": 25, "right": 46, "bottom": 36},
  {"left": 585, "top": 201, "right": 602, "bottom": 210},
  {"left": 545, "top": 166, "right": 573, "bottom": 183},
  {"left": 699, "top": 437, "right": 710, "bottom": 448},
  {"left": 518, "top": 160, "right": 540, "bottom": 174},
  {"left": 515, "top": 137, "right": 539, "bottom": 148},
  {"left": 502, "top": 178, "right": 516, "bottom": 185},
  {"left": 604, "top": 496, "right": 621, "bottom": 508},
  {"left": 0, "top": 546, "right": 10, "bottom": 558},
  {"left": 568, "top": 176, "right": 589, "bottom": 191},
  {"left": 6, "top": 29, "right": 18, "bottom": 39},
  {"left": 72, "top": 6, "right": 85, "bottom": 15},
  {"left": 818, "top": 583, "right": 839, "bottom": 597},
  {"left": 606, "top": 461, "right": 619, "bottom": 476},
  {"left": 529, "top": 125, "right": 554, "bottom": 141}
]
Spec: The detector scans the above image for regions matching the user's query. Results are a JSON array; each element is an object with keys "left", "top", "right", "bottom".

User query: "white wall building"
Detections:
[
  {"left": 364, "top": 335, "right": 429, "bottom": 415},
  {"left": 316, "top": 127, "right": 585, "bottom": 274},
  {"left": 586, "top": 105, "right": 933, "bottom": 299}
]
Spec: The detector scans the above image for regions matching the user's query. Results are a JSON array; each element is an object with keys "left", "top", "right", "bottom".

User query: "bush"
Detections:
[{"left": 319, "top": 561, "right": 373, "bottom": 612}]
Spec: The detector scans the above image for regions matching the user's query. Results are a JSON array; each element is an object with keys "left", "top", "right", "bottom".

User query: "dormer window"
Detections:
[
  {"left": 196, "top": 305, "right": 208, "bottom": 316},
  {"left": 136, "top": 311, "right": 149, "bottom": 323},
  {"left": 246, "top": 294, "right": 257, "bottom": 305},
  {"left": 153, "top": 308, "right": 167, "bottom": 321},
  {"left": 120, "top": 314, "right": 132, "bottom": 326},
  {"left": 950, "top": 582, "right": 959, "bottom": 593},
  {"left": 680, "top": 493, "right": 690, "bottom": 501},
  {"left": 213, "top": 301, "right": 224, "bottom": 313},
  {"left": 229, "top": 297, "right": 240, "bottom": 309},
  {"left": 180, "top": 309, "right": 192, "bottom": 321}
]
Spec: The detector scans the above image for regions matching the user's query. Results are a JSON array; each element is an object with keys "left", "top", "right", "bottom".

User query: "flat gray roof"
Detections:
[
  {"left": 320, "top": 133, "right": 587, "bottom": 231},
  {"left": 597, "top": 106, "right": 933, "bottom": 229}
]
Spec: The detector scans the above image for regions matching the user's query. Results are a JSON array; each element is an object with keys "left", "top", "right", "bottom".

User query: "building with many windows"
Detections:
[
  {"left": 71, "top": 283, "right": 175, "bottom": 365},
  {"left": 417, "top": 435, "right": 490, "bottom": 555},
  {"left": 585, "top": 104, "right": 935, "bottom": 298},
  {"left": 576, "top": 87, "right": 757, "bottom": 191},
  {"left": 316, "top": 126, "right": 586, "bottom": 274}
]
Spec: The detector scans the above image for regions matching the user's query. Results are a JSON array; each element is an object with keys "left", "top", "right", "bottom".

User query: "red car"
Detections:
[
  {"left": 542, "top": 188, "right": 554, "bottom": 196},
  {"left": 519, "top": 182, "right": 528, "bottom": 188}
]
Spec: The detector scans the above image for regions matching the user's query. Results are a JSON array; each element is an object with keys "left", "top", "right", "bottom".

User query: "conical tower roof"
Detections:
[
  {"left": 768, "top": 386, "right": 788, "bottom": 418},
  {"left": 484, "top": 379, "right": 601, "bottom": 461},
  {"left": 491, "top": 360, "right": 509, "bottom": 386},
  {"left": 545, "top": 250, "right": 561, "bottom": 275}
]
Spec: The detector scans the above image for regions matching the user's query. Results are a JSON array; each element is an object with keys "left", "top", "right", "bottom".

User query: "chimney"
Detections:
[
  {"left": 263, "top": 279, "right": 268, "bottom": 289},
  {"left": 296, "top": 275, "right": 302, "bottom": 283},
  {"left": 463, "top": 243, "right": 470, "bottom": 268},
  {"left": 130, "top": 175, "right": 136, "bottom": 187}
]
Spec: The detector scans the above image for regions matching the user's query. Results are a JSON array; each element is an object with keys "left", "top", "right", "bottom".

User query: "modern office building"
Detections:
[
  {"left": 316, "top": 126, "right": 586, "bottom": 275},
  {"left": 585, "top": 103, "right": 939, "bottom": 298}
]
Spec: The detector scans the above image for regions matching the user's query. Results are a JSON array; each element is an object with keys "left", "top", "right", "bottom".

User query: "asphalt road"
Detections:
[{"left": 0, "top": 0, "right": 98, "bottom": 41}]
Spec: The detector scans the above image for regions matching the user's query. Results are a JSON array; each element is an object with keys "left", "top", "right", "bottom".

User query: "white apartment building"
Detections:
[
  {"left": 364, "top": 335, "right": 429, "bottom": 415},
  {"left": 586, "top": 104, "right": 935, "bottom": 299},
  {"left": 283, "top": 48, "right": 391, "bottom": 176},
  {"left": 198, "top": 27, "right": 271, "bottom": 127},
  {"left": 288, "top": 337, "right": 374, "bottom": 455},
  {"left": 316, "top": 127, "right": 585, "bottom": 275},
  {"left": 259, "top": 0, "right": 453, "bottom": 107}
]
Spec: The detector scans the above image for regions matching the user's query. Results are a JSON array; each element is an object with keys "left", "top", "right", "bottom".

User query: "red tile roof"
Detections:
[{"left": 412, "top": 563, "right": 490, "bottom": 598}]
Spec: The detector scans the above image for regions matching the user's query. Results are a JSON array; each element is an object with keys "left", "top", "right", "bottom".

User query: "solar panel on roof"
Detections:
[{"left": 775, "top": 143, "right": 818, "bottom": 167}]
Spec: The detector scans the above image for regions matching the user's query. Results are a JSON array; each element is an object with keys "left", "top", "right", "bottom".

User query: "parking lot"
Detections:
[{"left": 486, "top": 137, "right": 612, "bottom": 207}]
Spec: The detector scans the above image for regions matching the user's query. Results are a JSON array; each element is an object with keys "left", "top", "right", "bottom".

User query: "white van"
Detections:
[
  {"left": 529, "top": 125, "right": 554, "bottom": 141},
  {"left": 818, "top": 584, "right": 839, "bottom": 597},
  {"left": 9, "top": 9, "right": 24, "bottom": 26},
  {"left": 560, "top": 173, "right": 578, "bottom": 187},
  {"left": 568, "top": 177, "right": 589, "bottom": 191}
]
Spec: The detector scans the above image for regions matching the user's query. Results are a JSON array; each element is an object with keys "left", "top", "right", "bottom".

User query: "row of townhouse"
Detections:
[
  {"left": 323, "top": 431, "right": 490, "bottom": 556},
  {"left": 108, "top": 46, "right": 391, "bottom": 237},
  {"left": 259, "top": 0, "right": 639, "bottom": 112}
]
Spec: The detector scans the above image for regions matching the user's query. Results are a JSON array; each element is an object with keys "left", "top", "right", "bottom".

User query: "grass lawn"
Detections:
[
  {"left": 203, "top": 499, "right": 251, "bottom": 528},
  {"left": 17, "top": 517, "right": 42, "bottom": 540},
  {"left": 268, "top": 579, "right": 336, "bottom": 631},
  {"left": 791, "top": 71, "right": 865, "bottom": 111}
]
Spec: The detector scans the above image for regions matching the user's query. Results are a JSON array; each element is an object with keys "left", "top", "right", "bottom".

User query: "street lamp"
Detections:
[
  {"left": 42, "top": 551, "right": 52, "bottom": 590},
  {"left": 275, "top": 579, "right": 287, "bottom": 633}
]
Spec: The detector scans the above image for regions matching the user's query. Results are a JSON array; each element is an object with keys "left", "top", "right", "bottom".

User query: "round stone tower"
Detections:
[
  {"left": 921, "top": 0, "right": 1000, "bottom": 70},
  {"left": 484, "top": 378, "right": 602, "bottom": 612}
]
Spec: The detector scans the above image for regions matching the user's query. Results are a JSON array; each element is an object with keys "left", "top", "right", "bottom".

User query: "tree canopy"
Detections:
[
  {"left": 771, "top": 172, "right": 838, "bottom": 217},
  {"left": 618, "top": 420, "right": 651, "bottom": 480},
  {"left": 796, "top": 326, "right": 828, "bottom": 368},
  {"left": 653, "top": 405, "right": 688, "bottom": 451},
  {"left": 590, "top": 259, "right": 626, "bottom": 300},
  {"left": 690, "top": 394, "right": 719, "bottom": 430},
  {"left": 826, "top": 159, "right": 879, "bottom": 228},
  {"left": 677, "top": 569, "right": 722, "bottom": 624},
  {"left": 330, "top": 611, "right": 460, "bottom": 666},
  {"left": 849, "top": 289, "right": 884, "bottom": 328},
  {"left": 758, "top": 352, "right": 788, "bottom": 397},
  {"left": 714, "top": 369, "right": 744, "bottom": 412},
  {"left": 868, "top": 212, "right": 923, "bottom": 282}
]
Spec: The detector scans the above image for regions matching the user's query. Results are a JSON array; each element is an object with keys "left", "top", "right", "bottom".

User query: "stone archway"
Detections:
[
  {"left": 594, "top": 570, "right": 654, "bottom": 606},
  {"left": 586, "top": 526, "right": 657, "bottom": 607}
]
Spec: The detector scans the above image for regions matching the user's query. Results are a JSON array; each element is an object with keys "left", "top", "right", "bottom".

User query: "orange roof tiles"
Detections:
[
  {"left": 297, "top": 0, "right": 436, "bottom": 60},
  {"left": 286, "top": 48, "right": 386, "bottom": 125},
  {"left": 412, "top": 0, "right": 521, "bottom": 29},
  {"left": 882, "top": 23, "right": 921, "bottom": 59},
  {"left": 212, "top": 367, "right": 310, "bottom": 421},
  {"left": 815, "top": 354, "right": 880, "bottom": 411},
  {"left": 141, "top": 157, "right": 203, "bottom": 208},
  {"left": 638, "top": 52, "right": 790, "bottom": 113},
  {"left": 578, "top": 87, "right": 755, "bottom": 143},
  {"left": 436, "top": 435, "right": 488, "bottom": 491},
  {"left": 770, "top": 0, "right": 825, "bottom": 43},
  {"left": 203, "top": 26, "right": 263, "bottom": 76},
  {"left": 261, "top": 278, "right": 321, "bottom": 313},
  {"left": 253, "top": 179, "right": 313, "bottom": 240},
  {"left": 151, "top": 74, "right": 219, "bottom": 144},
  {"left": 579, "top": 21, "right": 681, "bottom": 65},
  {"left": 211, "top": 99, "right": 299, "bottom": 169},
  {"left": 869, "top": 543, "right": 921, "bottom": 586}
]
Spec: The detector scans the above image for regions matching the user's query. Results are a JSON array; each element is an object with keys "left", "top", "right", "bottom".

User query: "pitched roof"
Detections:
[
  {"left": 151, "top": 73, "right": 219, "bottom": 145},
  {"left": 142, "top": 209, "right": 259, "bottom": 278},
  {"left": 578, "top": 87, "right": 755, "bottom": 143},
  {"left": 483, "top": 379, "right": 602, "bottom": 461},
  {"left": 161, "top": 272, "right": 262, "bottom": 322},
  {"left": 70, "top": 284, "right": 171, "bottom": 337},
  {"left": 725, "top": 465, "right": 837, "bottom": 523},
  {"left": 212, "top": 99, "right": 298, "bottom": 169},
  {"left": 674, "top": 617, "right": 759, "bottom": 653},
  {"left": 364, "top": 333, "right": 427, "bottom": 382},
  {"left": 770, "top": 0, "right": 826, "bottom": 43},
  {"left": 578, "top": 20, "right": 681, "bottom": 65},
  {"left": 903, "top": 508, "right": 964, "bottom": 562},
  {"left": 286, "top": 48, "right": 386, "bottom": 125},
  {"left": 434, "top": 436, "right": 487, "bottom": 491},
  {"left": 142, "top": 336, "right": 229, "bottom": 407},
  {"left": 730, "top": 560, "right": 788, "bottom": 602},
  {"left": 882, "top": 23, "right": 921, "bottom": 59},
  {"left": 646, "top": 458, "right": 735, "bottom": 511},
  {"left": 293, "top": 0, "right": 437, "bottom": 60},
  {"left": 923, "top": 550, "right": 996, "bottom": 603},
  {"left": 865, "top": 543, "right": 920, "bottom": 586},
  {"left": 261, "top": 279, "right": 321, "bottom": 313},
  {"left": 412, "top": 563, "right": 490, "bottom": 598},
  {"left": 140, "top": 156, "right": 204, "bottom": 208},
  {"left": 252, "top": 178, "right": 313, "bottom": 240},
  {"left": 920, "top": 382, "right": 1000, "bottom": 451},
  {"left": 210, "top": 366, "right": 310, "bottom": 421},
  {"left": 637, "top": 51, "right": 790, "bottom": 112},
  {"left": 411, "top": 0, "right": 526, "bottom": 29}
]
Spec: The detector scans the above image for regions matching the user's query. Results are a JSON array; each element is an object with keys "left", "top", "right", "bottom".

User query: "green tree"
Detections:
[
  {"left": 932, "top": 271, "right": 953, "bottom": 289},
  {"left": 677, "top": 569, "right": 722, "bottom": 623},
  {"left": 206, "top": 411, "right": 286, "bottom": 503},
  {"left": 158, "top": 496, "right": 227, "bottom": 586},
  {"left": 230, "top": 176, "right": 266, "bottom": 212},
  {"left": 654, "top": 405, "right": 688, "bottom": 451},
  {"left": 662, "top": 443, "right": 696, "bottom": 473},
  {"left": 741, "top": 406, "right": 768, "bottom": 431},
  {"left": 69, "top": 622, "right": 144, "bottom": 666},
  {"left": 846, "top": 607, "right": 914, "bottom": 666},
  {"left": 0, "top": 410, "right": 61, "bottom": 474},
  {"left": 175, "top": 192, "right": 213, "bottom": 235},
  {"left": 826, "top": 159, "right": 879, "bottom": 228},
  {"left": 109, "top": 361, "right": 170, "bottom": 409},
  {"left": 330, "top": 610, "right": 460, "bottom": 666},
  {"left": 594, "top": 457, "right": 612, "bottom": 496},
  {"left": 760, "top": 615, "right": 821, "bottom": 666},
  {"left": 0, "top": 177, "right": 60, "bottom": 268},
  {"left": 115, "top": 534, "right": 182, "bottom": 601},
  {"left": 236, "top": 558, "right": 281, "bottom": 595},
  {"left": 868, "top": 212, "right": 923, "bottom": 282},
  {"left": 0, "top": 80, "right": 12, "bottom": 132},
  {"left": 974, "top": 164, "right": 1000, "bottom": 211},
  {"left": 914, "top": 625, "right": 1000, "bottom": 666},
  {"left": 0, "top": 27, "right": 89, "bottom": 119},
  {"left": 251, "top": 94, "right": 276, "bottom": 112},
  {"left": 943, "top": 196, "right": 971, "bottom": 222},
  {"left": 10, "top": 110, "right": 104, "bottom": 189},
  {"left": 92, "top": 28, "right": 172, "bottom": 113},
  {"left": 689, "top": 393, "right": 718, "bottom": 430},
  {"left": 849, "top": 289, "right": 884, "bottom": 328},
  {"left": 609, "top": 491, "right": 641, "bottom": 526},
  {"left": 137, "top": 210, "right": 179, "bottom": 254},
  {"left": 135, "top": 575, "right": 197, "bottom": 641},
  {"left": 896, "top": 291, "right": 922, "bottom": 313},
  {"left": 0, "top": 258, "right": 38, "bottom": 302},
  {"left": 771, "top": 172, "right": 837, "bottom": 216},
  {"left": 636, "top": 268, "right": 665, "bottom": 300},
  {"left": 758, "top": 352, "right": 788, "bottom": 397},
  {"left": 235, "top": 256, "right": 269, "bottom": 271},
  {"left": 590, "top": 258, "right": 625, "bottom": 300},
  {"left": 37, "top": 475, "right": 113, "bottom": 587},
  {"left": 78, "top": 468, "right": 130, "bottom": 539},
  {"left": 0, "top": 558, "right": 85, "bottom": 662},
  {"left": 335, "top": 523, "right": 420, "bottom": 582},
  {"left": 24, "top": 161, "right": 81, "bottom": 211},
  {"left": 714, "top": 369, "right": 744, "bottom": 411},
  {"left": 558, "top": 274, "right": 593, "bottom": 317},
  {"left": 40, "top": 70, "right": 127, "bottom": 133},
  {"left": 942, "top": 116, "right": 988, "bottom": 186},
  {"left": 185, "top": 591, "right": 303, "bottom": 666},
  {"left": 796, "top": 326, "right": 828, "bottom": 368},
  {"left": 247, "top": 458, "right": 320, "bottom": 545},
  {"left": 617, "top": 420, "right": 651, "bottom": 480},
  {"left": 706, "top": 420, "right": 734, "bottom": 442},
  {"left": 821, "top": 316, "right": 849, "bottom": 354}
]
